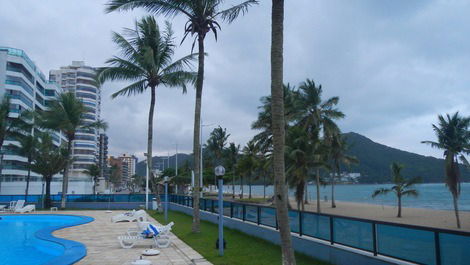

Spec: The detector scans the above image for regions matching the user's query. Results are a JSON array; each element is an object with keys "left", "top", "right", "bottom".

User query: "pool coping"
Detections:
[{"left": 1, "top": 214, "right": 94, "bottom": 265}]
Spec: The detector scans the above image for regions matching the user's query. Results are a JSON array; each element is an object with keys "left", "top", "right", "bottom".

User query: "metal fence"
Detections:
[
  {"left": 170, "top": 194, "right": 470, "bottom": 265},
  {"left": 0, "top": 194, "right": 159, "bottom": 204}
]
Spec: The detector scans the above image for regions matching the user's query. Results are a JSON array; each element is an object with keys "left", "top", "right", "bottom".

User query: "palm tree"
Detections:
[
  {"left": 40, "top": 92, "right": 107, "bottom": 209},
  {"left": 224, "top": 142, "right": 240, "bottom": 199},
  {"left": 84, "top": 164, "right": 101, "bottom": 195},
  {"left": 372, "top": 162, "right": 421, "bottom": 218},
  {"left": 422, "top": 112, "right": 470, "bottom": 228},
  {"left": 13, "top": 134, "right": 39, "bottom": 201},
  {"left": 293, "top": 79, "right": 345, "bottom": 137},
  {"left": 97, "top": 16, "right": 196, "bottom": 206},
  {"left": 30, "top": 133, "right": 69, "bottom": 208},
  {"left": 205, "top": 126, "right": 230, "bottom": 188},
  {"left": 286, "top": 126, "right": 312, "bottom": 210},
  {"left": 0, "top": 95, "right": 30, "bottom": 192},
  {"left": 238, "top": 140, "right": 258, "bottom": 199},
  {"left": 271, "top": 0, "right": 296, "bottom": 263},
  {"left": 327, "top": 133, "right": 358, "bottom": 208},
  {"left": 109, "top": 164, "right": 122, "bottom": 191},
  {"left": 105, "top": 0, "right": 258, "bottom": 233}
]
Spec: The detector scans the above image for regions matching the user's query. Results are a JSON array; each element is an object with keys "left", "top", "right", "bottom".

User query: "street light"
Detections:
[
  {"left": 214, "top": 165, "right": 225, "bottom": 256},
  {"left": 164, "top": 176, "right": 169, "bottom": 223}
]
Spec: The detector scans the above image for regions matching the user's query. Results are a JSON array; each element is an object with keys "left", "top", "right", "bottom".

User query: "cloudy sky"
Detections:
[{"left": 1, "top": 0, "right": 469, "bottom": 160}]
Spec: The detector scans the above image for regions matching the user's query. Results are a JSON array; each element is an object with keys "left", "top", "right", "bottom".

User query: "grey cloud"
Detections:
[{"left": 1, "top": 0, "right": 469, "bottom": 161}]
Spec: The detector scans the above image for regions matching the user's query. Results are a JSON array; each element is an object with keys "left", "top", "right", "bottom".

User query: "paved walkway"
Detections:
[{"left": 51, "top": 210, "right": 212, "bottom": 265}]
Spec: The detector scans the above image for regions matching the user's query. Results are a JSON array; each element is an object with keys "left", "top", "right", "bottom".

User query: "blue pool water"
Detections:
[{"left": 0, "top": 215, "right": 92, "bottom": 265}]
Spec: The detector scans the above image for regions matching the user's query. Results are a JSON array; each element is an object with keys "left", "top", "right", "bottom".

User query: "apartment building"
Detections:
[
  {"left": 0, "top": 47, "right": 93, "bottom": 194},
  {"left": 49, "top": 61, "right": 102, "bottom": 189}
]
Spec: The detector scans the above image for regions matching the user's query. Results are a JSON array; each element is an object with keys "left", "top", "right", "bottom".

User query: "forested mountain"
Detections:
[
  {"left": 344, "top": 132, "right": 470, "bottom": 183},
  {"left": 134, "top": 132, "right": 470, "bottom": 184}
]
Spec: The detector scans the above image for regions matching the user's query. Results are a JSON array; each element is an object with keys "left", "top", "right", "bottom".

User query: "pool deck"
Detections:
[{"left": 46, "top": 210, "right": 211, "bottom": 265}]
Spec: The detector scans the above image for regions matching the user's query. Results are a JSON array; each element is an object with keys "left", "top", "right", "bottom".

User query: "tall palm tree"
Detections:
[
  {"left": 271, "top": 0, "right": 296, "bottom": 263},
  {"left": 224, "top": 142, "right": 240, "bottom": 199},
  {"left": 84, "top": 163, "right": 101, "bottom": 195},
  {"left": 97, "top": 16, "right": 196, "bottom": 207},
  {"left": 422, "top": 112, "right": 470, "bottom": 228},
  {"left": 30, "top": 132, "right": 69, "bottom": 208},
  {"left": 205, "top": 126, "right": 230, "bottom": 187},
  {"left": 372, "top": 162, "right": 421, "bottom": 218},
  {"left": 13, "top": 134, "right": 39, "bottom": 201},
  {"left": 40, "top": 92, "right": 107, "bottom": 209},
  {"left": 106, "top": 0, "right": 258, "bottom": 233},
  {"left": 327, "top": 133, "right": 358, "bottom": 208},
  {"left": 0, "top": 95, "right": 30, "bottom": 192}
]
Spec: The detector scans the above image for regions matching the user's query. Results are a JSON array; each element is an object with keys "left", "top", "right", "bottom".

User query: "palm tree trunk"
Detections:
[
  {"left": 240, "top": 176, "right": 244, "bottom": 199},
  {"left": 271, "top": 1, "right": 296, "bottom": 264},
  {"left": 232, "top": 174, "right": 235, "bottom": 199},
  {"left": 331, "top": 166, "right": 337, "bottom": 208},
  {"left": 192, "top": 34, "right": 205, "bottom": 233},
  {"left": 148, "top": 86, "right": 160, "bottom": 208},
  {"left": 263, "top": 174, "right": 266, "bottom": 200},
  {"left": 452, "top": 194, "right": 461, "bottom": 228},
  {"left": 25, "top": 159, "right": 31, "bottom": 202},
  {"left": 316, "top": 169, "right": 321, "bottom": 213},
  {"left": 45, "top": 176, "right": 52, "bottom": 208},
  {"left": 397, "top": 195, "right": 402, "bottom": 218},
  {"left": 249, "top": 174, "right": 252, "bottom": 199},
  {"left": 60, "top": 138, "right": 73, "bottom": 209},
  {"left": 304, "top": 183, "right": 308, "bottom": 204}
]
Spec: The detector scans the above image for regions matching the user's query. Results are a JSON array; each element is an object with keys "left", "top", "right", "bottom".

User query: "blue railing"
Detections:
[{"left": 170, "top": 194, "right": 470, "bottom": 265}]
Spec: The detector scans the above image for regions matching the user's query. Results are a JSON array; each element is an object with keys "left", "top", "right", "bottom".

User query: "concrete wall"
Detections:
[{"left": 169, "top": 203, "right": 399, "bottom": 265}]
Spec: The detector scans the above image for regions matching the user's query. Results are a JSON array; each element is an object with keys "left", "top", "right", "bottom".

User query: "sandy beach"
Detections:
[{"left": 292, "top": 199, "right": 470, "bottom": 232}]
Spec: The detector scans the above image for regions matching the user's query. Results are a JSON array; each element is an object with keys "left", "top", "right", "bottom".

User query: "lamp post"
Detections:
[
  {"left": 214, "top": 165, "right": 225, "bottom": 256},
  {"left": 164, "top": 176, "right": 169, "bottom": 223}
]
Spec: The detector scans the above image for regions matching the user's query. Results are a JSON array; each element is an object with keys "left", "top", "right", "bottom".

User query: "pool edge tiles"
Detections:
[{"left": 32, "top": 214, "right": 94, "bottom": 265}]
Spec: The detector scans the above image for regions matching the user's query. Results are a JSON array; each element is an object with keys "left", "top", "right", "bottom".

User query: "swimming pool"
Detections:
[{"left": 0, "top": 214, "right": 93, "bottom": 265}]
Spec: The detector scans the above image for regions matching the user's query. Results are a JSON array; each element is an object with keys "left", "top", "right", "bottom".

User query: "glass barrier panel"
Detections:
[
  {"left": 199, "top": 199, "right": 205, "bottom": 210},
  {"left": 260, "top": 207, "right": 276, "bottom": 228},
  {"left": 333, "top": 217, "right": 373, "bottom": 251},
  {"left": 302, "top": 212, "right": 330, "bottom": 240},
  {"left": 232, "top": 203, "right": 244, "bottom": 220},
  {"left": 245, "top": 205, "right": 258, "bottom": 223},
  {"left": 223, "top": 201, "right": 231, "bottom": 216},
  {"left": 377, "top": 224, "right": 435, "bottom": 265},
  {"left": 289, "top": 211, "right": 300, "bottom": 233},
  {"left": 440, "top": 232, "right": 470, "bottom": 265}
]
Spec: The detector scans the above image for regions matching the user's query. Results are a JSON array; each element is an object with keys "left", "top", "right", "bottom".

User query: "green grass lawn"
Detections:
[{"left": 149, "top": 210, "right": 330, "bottom": 265}]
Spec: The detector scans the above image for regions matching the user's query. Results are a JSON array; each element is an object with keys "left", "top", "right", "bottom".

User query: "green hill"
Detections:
[{"left": 343, "top": 132, "right": 470, "bottom": 183}]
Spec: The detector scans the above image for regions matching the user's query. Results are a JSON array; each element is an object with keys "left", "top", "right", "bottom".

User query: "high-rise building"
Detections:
[
  {"left": 96, "top": 133, "right": 109, "bottom": 193},
  {"left": 0, "top": 46, "right": 71, "bottom": 194},
  {"left": 49, "top": 61, "right": 101, "bottom": 188},
  {"left": 118, "top": 153, "right": 138, "bottom": 184}
]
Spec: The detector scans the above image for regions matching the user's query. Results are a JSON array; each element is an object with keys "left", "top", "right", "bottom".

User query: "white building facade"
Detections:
[
  {"left": 0, "top": 47, "right": 94, "bottom": 195},
  {"left": 49, "top": 62, "right": 101, "bottom": 192}
]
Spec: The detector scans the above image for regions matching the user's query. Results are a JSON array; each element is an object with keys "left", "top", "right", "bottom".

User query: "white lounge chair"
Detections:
[
  {"left": 118, "top": 223, "right": 172, "bottom": 249},
  {"left": 127, "top": 220, "right": 174, "bottom": 237},
  {"left": 15, "top": 204, "right": 35, "bottom": 213},
  {"left": 14, "top": 200, "right": 25, "bottom": 211},
  {"left": 111, "top": 210, "right": 147, "bottom": 223}
]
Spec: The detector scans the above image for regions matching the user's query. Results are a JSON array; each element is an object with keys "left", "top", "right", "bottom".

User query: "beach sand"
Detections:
[{"left": 290, "top": 199, "right": 470, "bottom": 232}]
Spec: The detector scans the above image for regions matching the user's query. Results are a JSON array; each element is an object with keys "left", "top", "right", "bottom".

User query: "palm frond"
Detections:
[
  {"left": 372, "top": 188, "right": 391, "bottom": 198},
  {"left": 105, "top": 0, "right": 193, "bottom": 18},
  {"left": 111, "top": 80, "right": 147, "bottom": 98}
]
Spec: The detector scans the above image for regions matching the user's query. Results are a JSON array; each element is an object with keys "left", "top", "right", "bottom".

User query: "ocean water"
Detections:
[{"left": 219, "top": 183, "right": 470, "bottom": 211}]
